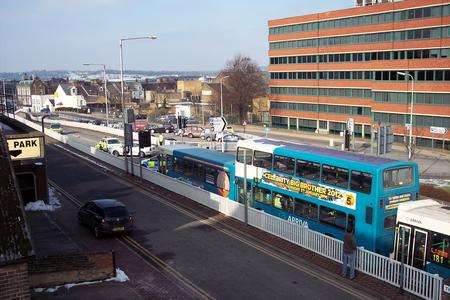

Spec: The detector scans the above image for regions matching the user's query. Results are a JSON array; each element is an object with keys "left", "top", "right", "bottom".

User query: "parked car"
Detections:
[
  {"left": 200, "top": 128, "right": 216, "bottom": 141},
  {"left": 216, "top": 132, "right": 240, "bottom": 142},
  {"left": 180, "top": 125, "right": 203, "bottom": 138},
  {"left": 78, "top": 199, "right": 133, "bottom": 238},
  {"left": 128, "top": 142, "right": 153, "bottom": 158},
  {"left": 95, "top": 137, "right": 124, "bottom": 156},
  {"left": 148, "top": 123, "right": 175, "bottom": 134},
  {"left": 50, "top": 123, "right": 63, "bottom": 133}
]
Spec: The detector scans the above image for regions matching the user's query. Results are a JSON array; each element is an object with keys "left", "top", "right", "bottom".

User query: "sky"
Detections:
[{"left": 0, "top": 0, "right": 352, "bottom": 72}]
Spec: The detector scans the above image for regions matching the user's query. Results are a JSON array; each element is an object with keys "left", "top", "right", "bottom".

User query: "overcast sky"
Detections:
[{"left": 0, "top": 0, "right": 352, "bottom": 72}]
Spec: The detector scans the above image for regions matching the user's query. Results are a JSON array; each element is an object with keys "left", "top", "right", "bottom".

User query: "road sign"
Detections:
[
  {"left": 209, "top": 117, "right": 227, "bottom": 132},
  {"left": 7, "top": 136, "right": 44, "bottom": 160},
  {"left": 405, "top": 123, "right": 412, "bottom": 131},
  {"left": 346, "top": 118, "right": 354, "bottom": 134},
  {"left": 430, "top": 126, "right": 447, "bottom": 135}
]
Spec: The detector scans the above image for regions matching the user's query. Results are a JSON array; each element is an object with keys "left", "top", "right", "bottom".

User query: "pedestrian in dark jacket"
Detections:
[{"left": 342, "top": 226, "right": 357, "bottom": 279}]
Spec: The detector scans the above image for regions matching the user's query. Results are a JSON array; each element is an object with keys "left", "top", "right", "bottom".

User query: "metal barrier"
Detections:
[{"left": 10, "top": 114, "right": 443, "bottom": 300}]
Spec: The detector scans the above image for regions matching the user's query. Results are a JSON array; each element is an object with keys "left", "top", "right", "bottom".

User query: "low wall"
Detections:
[
  {"left": 28, "top": 251, "right": 115, "bottom": 288},
  {"left": 0, "top": 262, "right": 30, "bottom": 300}
]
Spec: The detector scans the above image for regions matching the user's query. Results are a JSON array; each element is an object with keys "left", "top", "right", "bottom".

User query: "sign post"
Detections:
[
  {"left": 7, "top": 136, "right": 44, "bottom": 160},
  {"left": 346, "top": 118, "right": 354, "bottom": 151},
  {"left": 124, "top": 123, "right": 133, "bottom": 175},
  {"left": 430, "top": 126, "right": 447, "bottom": 150},
  {"left": 209, "top": 117, "right": 227, "bottom": 153}
]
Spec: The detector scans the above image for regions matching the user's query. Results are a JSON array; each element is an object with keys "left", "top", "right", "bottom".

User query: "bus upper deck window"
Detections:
[
  {"left": 253, "top": 151, "right": 272, "bottom": 168},
  {"left": 350, "top": 171, "right": 372, "bottom": 194},
  {"left": 296, "top": 160, "right": 320, "bottom": 181},
  {"left": 383, "top": 167, "right": 413, "bottom": 189},
  {"left": 322, "top": 165, "right": 349, "bottom": 188},
  {"left": 236, "top": 147, "right": 252, "bottom": 164},
  {"left": 274, "top": 155, "right": 295, "bottom": 175}
]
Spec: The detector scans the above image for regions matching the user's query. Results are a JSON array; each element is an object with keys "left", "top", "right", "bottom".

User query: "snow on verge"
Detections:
[
  {"left": 33, "top": 268, "right": 129, "bottom": 293},
  {"left": 25, "top": 187, "right": 61, "bottom": 211}
]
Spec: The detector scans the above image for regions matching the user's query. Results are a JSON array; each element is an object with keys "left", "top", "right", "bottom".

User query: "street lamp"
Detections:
[
  {"left": 119, "top": 35, "right": 157, "bottom": 174},
  {"left": 397, "top": 71, "right": 414, "bottom": 160},
  {"left": 83, "top": 63, "right": 109, "bottom": 126},
  {"left": 220, "top": 75, "right": 230, "bottom": 119},
  {"left": 119, "top": 35, "right": 157, "bottom": 114}
]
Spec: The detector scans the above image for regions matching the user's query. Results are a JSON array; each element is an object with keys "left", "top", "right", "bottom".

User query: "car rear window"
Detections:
[{"left": 104, "top": 206, "right": 128, "bottom": 217}]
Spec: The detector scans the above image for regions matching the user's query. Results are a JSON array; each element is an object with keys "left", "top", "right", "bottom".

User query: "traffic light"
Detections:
[
  {"left": 344, "top": 130, "right": 351, "bottom": 151},
  {"left": 377, "top": 124, "right": 393, "bottom": 155},
  {"left": 138, "top": 131, "right": 152, "bottom": 148}
]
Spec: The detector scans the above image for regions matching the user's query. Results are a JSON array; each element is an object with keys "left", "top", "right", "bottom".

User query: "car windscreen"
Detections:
[
  {"left": 104, "top": 206, "right": 128, "bottom": 218},
  {"left": 108, "top": 139, "right": 120, "bottom": 144}
]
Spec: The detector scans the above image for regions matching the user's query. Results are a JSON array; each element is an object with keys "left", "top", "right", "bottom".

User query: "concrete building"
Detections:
[
  {"left": 53, "top": 84, "right": 86, "bottom": 110},
  {"left": 268, "top": 0, "right": 450, "bottom": 148}
]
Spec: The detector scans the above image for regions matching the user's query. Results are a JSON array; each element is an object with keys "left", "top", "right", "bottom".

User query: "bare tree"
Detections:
[{"left": 218, "top": 54, "right": 267, "bottom": 123}]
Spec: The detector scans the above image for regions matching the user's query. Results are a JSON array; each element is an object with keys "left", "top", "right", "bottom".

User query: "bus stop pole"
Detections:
[{"left": 244, "top": 149, "right": 248, "bottom": 226}]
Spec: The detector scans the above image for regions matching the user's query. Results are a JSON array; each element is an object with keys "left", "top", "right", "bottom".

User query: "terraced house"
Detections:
[{"left": 268, "top": 0, "right": 450, "bottom": 149}]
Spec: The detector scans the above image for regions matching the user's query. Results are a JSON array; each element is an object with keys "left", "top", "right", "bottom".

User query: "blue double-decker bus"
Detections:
[
  {"left": 234, "top": 138, "right": 419, "bottom": 255},
  {"left": 161, "top": 145, "right": 236, "bottom": 199}
]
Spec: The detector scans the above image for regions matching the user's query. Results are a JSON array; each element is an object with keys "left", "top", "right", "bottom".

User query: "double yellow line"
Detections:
[{"left": 48, "top": 179, "right": 213, "bottom": 300}]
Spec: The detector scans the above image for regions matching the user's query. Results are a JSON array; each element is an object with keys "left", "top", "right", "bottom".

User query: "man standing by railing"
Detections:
[{"left": 342, "top": 226, "right": 357, "bottom": 280}]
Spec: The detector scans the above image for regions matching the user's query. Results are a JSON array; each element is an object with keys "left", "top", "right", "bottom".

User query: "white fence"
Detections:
[{"left": 8, "top": 114, "right": 443, "bottom": 300}]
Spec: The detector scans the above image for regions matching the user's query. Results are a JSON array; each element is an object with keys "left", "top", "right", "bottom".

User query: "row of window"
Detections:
[
  {"left": 269, "top": 4, "right": 449, "bottom": 35},
  {"left": 253, "top": 186, "right": 353, "bottom": 230},
  {"left": 270, "top": 101, "right": 372, "bottom": 116},
  {"left": 269, "top": 26, "right": 450, "bottom": 50},
  {"left": 374, "top": 92, "right": 450, "bottom": 106},
  {"left": 270, "top": 70, "right": 450, "bottom": 81},
  {"left": 270, "top": 71, "right": 373, "bottom": 80},
  {"left": 173, "top": 157, "right": 220, "bottom": 186},
  {"left": 270, "top": 87, "right": 373, "bottom": 99},
  {"left": 269, "top": 48, "right": 450, "bottom": 64},
  {"left": 373, "top": 112, "right": 450, "bottom": 128},
  {"left": 237, "top": 147, "right": 373, "bottom": 193}
]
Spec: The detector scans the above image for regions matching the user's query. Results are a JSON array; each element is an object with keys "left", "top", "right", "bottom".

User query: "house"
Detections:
[
  {"left": 31, "top": 95, "right": 55, "bottom": 113},
  {"left": 53, "top": 84, "right": 86, "bottom": 110},
  {"left": 177, "top": 78, "right": 202, "bottom": 102},
  {"left": 16, "top": 75, "right": 47, "bottom": 107}
]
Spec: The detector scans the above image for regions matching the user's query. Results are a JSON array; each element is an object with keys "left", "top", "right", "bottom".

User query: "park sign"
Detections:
[
  {"left": 7, "top": 135, "right": 44, "bottom": 161},
  {"left": 430, "top": 126, "right": 447, "bottom": 135}
]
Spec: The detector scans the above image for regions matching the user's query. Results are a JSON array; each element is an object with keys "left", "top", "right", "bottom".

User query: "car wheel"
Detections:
[
  {"left": 188, "top": 133, "right": 193, "bottom": 138},
  {"left": 94, "top": 226, "right": 102, "bottom": 239},
  {"left": 165, "top": 129, "right": 169, "bottom": 133},
  {"left": 113, "top": 150, "right": 119, "bottom": 157}
]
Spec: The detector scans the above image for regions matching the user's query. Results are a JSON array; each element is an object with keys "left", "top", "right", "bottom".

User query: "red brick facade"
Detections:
[
  {"left": 268, "top": 0, "right": 450, "bottom": 148},
  {"left": 0, "top": 262, "right": 30, "bottom": 300}
]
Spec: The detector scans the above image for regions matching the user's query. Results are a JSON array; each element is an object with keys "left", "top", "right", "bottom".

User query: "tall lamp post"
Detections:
[
  {"left": 83, "top": 63, "right": 109, "bottom": 125},
  {"left": 119, "top": 35, "right": 157, "bottom": 174},
  {"left": 220, "top": 75, "right": 230, "bottom": 153},
  {"left": 397, "top": 71, "right": 414, "bottom": 160},
  {"left": 220, "top": 75, "right": 230, "bottom": 119}
]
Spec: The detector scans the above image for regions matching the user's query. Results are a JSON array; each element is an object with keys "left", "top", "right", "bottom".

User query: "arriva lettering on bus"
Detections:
[{"left": 287, "top": 216, "right": 308, "bottom": 228}]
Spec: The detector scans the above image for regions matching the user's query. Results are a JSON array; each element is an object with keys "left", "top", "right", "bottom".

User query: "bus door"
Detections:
[
  {"left": 395, "top": 225, "right": 411, "bottom": 264},
  {"left": 411, "top": 229, "right": 428, "bottom": 269}
]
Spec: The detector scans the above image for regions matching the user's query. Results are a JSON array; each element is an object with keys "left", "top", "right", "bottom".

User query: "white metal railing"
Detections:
[{"left": 9, "top": 113, "right": 443, "bottom": 300}]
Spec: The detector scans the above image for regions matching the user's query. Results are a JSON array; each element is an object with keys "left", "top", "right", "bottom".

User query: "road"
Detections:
[{"left": 44, "top": 138, "right": 376, "bottom": 299}]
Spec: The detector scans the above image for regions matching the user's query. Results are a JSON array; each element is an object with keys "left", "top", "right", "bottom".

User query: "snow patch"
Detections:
[
  {"left": 33, "top": 268, "right": 129, "bottom": 293},
  {"left": 25, "top": 187, "right": 61, "bottom": 211},
  {"left": 420, "top": 178, "right": 450, "bottom": 188}
]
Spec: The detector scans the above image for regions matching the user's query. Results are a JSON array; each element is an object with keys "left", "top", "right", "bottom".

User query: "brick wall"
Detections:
[
  {"left": 28, "top": 251, "right": 115, "bottom": 288},
  {"left": 0, "top": 262, "right": 30, "bottom": 300}
]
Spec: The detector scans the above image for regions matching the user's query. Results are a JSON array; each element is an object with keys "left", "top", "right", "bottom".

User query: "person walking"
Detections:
[{"left": 342, "top": 226, "right": 357, "bottom": 280}]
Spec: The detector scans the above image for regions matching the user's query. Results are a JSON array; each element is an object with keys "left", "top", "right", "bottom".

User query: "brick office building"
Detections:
[{"left": 268, "top": 0, "right": 450, "bottom": 148}]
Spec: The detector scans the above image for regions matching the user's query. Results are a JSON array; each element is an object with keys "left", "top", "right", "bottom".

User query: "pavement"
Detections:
[{"left": 40, "top": 138, "right": 383, "bottom": 300}]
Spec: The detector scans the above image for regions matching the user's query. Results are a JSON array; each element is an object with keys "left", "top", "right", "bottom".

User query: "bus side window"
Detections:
[
  {"left": 253, "top": 150, "right": 273, "bottom": 168},
  {"left": 236, "top": 147, "right": 252, "bottom": 164},
  {"left": 365, "top": 207, "right": 373, "bottom": 224}
]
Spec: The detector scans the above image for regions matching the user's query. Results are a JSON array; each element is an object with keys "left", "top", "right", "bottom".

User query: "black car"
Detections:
[
  {"left": 78, "top": 199, "right": 133, "bottom": 238},
  {"left": 149, "top": 123, "right": 175, "bottom": 133}
]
